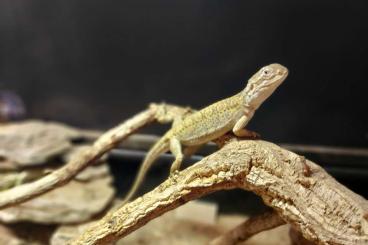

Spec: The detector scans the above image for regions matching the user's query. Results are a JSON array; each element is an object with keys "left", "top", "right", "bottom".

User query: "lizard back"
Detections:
[{"left": 173, "top": 93, "right": 243, "bottom": 145}]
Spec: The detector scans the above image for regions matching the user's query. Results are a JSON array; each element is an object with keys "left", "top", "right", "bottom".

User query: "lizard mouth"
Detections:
[
  {"left": 253, "top": 74, "right": 286, "bottom": 94},
  {"left": 258, "top": 79, "right": 280, "bottom": 90},
  {"left": 280, "top": 68, "right": 289, "bottom": 77}
]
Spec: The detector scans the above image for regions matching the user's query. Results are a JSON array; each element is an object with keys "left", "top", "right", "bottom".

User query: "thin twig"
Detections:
[
  {"left": 210, "top": 210, "right": 285, "bottom": 245},
  {"left": 0, "top": 103, "right": 188, "bottom": 209}
]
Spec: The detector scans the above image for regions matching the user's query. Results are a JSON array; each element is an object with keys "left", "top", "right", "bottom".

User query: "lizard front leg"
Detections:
[
  {"left": 232, "top": 115, "right": 259, "bottom": 138},
  {"left": 169, "top": 137, "right": 184, "bottom": 174}
]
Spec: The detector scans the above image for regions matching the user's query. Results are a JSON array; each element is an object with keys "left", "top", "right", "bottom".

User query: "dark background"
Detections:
[{"left": 0, "top": 0, "right": 367, "bottom": 147}]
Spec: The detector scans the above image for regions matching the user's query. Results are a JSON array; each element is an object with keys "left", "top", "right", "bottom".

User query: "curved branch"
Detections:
[
  {"left": 0, "top": 103, "right": 189, "bottom": 210},
  {"left": 71, "top": 139, "right": 368, "bottom": 245}
]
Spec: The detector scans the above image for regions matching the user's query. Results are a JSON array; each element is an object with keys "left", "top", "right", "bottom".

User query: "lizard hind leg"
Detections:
[
  {"left": 183, "top": 144, "right": 203, "bottom": 158},
  {"left": 169, "top": 137, "right": 184, "bottom": 174}
]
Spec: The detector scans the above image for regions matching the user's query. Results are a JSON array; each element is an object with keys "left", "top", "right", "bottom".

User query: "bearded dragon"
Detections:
[{"left": 122, "top": 63, "right": 288, "bottom": 203}]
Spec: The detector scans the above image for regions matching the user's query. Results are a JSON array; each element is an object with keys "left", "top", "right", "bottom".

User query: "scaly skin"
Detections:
[{"left": 122, "top": 63, "right": 289, "bottom": 203}]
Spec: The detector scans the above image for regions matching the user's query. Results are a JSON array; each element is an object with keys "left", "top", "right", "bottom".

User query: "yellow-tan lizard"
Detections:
[{"left": 122, "top": 63, "right": 288, "bottom": 203}]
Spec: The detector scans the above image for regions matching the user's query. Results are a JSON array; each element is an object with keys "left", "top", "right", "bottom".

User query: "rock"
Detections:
[
  {"left": 0, "top": 145, "right": 110, "bottom": 190},
  {"left": 0, "top": 172, "right": 27, "bottom": 191},
  {"left": 0, "top": 161, "right": 110, "bottom": 190},
  {"left": 63, "top": 145, "right": 108, "bottom": 166},
  {"left": 0, "top": 222, "right": 54, "bottom": 245},
  {"left": 216, "top": 215, "right": 292, "bottom": 245},
  {"left": 244, "top": 225, "right": 291, "bottom": 245},
  {"left": 75, "top": 164, "right": 110, "bottom": 182},
  {"left": 0, "top": 120, "right": 84, "bottom": 166},
  {"left": 50, "top": 221, "right": 96, "bottom": 245},
  {"left": 62, "top": 145, "right": 110, "bottom": 182},
  {"left": 0, "top": 223, "right": 29, "bottom": 245},
  {"left": 50, "top": 199, "right": 123, "bottom": 245},
  {"left": 173, "top": 200, "right": 218, "bottom": 225},
  {"left": 120, "top": 209, "right": 219, "bottom": 245},
  {"left": 0, "top": 177, "right": 115, "bottom": 224},
  {"left": 0, "top": 168, "right": 51, "bottom": 191},
  {"left": 0, "top": 159, "right": 18, "bottom": 171}
]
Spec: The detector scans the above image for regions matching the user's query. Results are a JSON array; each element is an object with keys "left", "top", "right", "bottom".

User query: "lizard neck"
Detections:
[{"left": 239, "top": 89, "right": 257, "bottom": 112}]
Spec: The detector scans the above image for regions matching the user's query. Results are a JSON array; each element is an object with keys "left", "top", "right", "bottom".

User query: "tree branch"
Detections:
[
  {"left": 71, "top": 139, "right": 368, "bottom": 245},
  {"left": 210, "top": 210, "right": 286, "bottom": 245},
  {"left": 0, "top": 103, "right": 189, "bottom": 209},
  {"left": 1, "top": 103, "right": 367, "bottom": 245}
]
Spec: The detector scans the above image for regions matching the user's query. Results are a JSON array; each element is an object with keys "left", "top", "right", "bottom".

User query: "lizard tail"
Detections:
[{"left": 121, "top": 133, "right": 171, "bottom": 205}]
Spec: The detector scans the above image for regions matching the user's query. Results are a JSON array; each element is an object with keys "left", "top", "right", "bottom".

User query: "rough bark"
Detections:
[
  {"left": 71, "top": 139, "right": 368, "bottom": 245},
  {"left": 0, "top": 103, "right": 367, "bottom": 245}
]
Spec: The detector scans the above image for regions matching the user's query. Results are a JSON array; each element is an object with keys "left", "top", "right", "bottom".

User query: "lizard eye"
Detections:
[{"left": 260, "top": 67, "right": 274, "bottom": 79}]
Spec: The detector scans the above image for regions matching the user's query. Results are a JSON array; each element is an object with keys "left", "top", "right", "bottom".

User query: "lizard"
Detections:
[{"left": 122, "top": 63, "right": 289, "bottom": 203}]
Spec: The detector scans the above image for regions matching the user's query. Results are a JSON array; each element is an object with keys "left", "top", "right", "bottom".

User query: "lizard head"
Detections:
[{"left": 243, "top": 63, "right": 288, "bottom": 109}]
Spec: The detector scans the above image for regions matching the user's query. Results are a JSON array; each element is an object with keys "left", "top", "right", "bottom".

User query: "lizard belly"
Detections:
[
  {"left": 180, "top": 125, "right": 232, "bottom": 145},
  {"left": 173, "top": 94, "right": 243, "bottom": 146},
  {"left": 177, "top": 115, "right": 236, "bottom": 146}
]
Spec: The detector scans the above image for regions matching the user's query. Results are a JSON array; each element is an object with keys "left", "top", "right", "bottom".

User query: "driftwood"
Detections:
[
  {"left": 71, "top": 138, "right": 368, "bottom": 245},
  {"left": 0, "top": 103, "right": 367, "bottom": 245},
  {"left": 0, "top": 103, "right": 190, "bottom": 209}
]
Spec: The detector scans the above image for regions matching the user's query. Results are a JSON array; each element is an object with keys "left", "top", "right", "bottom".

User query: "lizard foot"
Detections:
[
  {"left": 242, "top": 130, "right": 261, "bottom": 139},
  {"left": 169, "top": 169, "right": 180, "bottom": 176},
  {"left": 233, "top": 129, "right": 261, "bottom": 139},
  {"left": 168, "top": 170, "right": 180, "bottom": 183}
]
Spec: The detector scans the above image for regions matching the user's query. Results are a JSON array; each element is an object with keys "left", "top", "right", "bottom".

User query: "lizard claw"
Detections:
[
  {"left": 169, "top": 169, "right": 180, "bottom": 176},
  {"left": 247, "top": 131, "right": 261, "bottom": 139},
  {"left": 233, "top": 129, "right": 261, "bottom": 139},
  {"left": 168, "top": 170, "right": 180, "bottom": 183}
]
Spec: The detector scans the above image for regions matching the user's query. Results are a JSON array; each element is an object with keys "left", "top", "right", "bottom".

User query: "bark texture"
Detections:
[
  {"left": 0, "top": 103, "right": 366, "bottom": 245},
  {"left": 71, "top": 139, "right": 368, "bottom": 245}
]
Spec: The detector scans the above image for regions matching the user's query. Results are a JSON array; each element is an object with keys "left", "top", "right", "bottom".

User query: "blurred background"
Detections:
[
  {"left": 1, "top": 0, "right": 367, "bottom": 146},
  {"left": 0, "top": 1, "right": 367, "bottom": 198}
]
